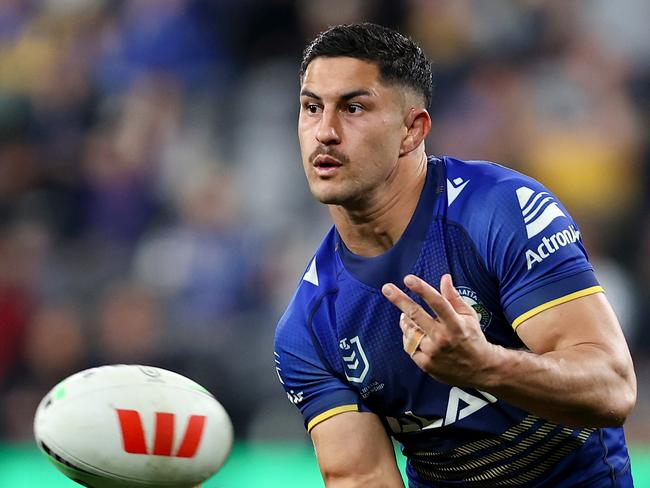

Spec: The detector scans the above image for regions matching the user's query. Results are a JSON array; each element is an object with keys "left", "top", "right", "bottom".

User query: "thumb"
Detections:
[{"left": 440, "top": 274, "right": 477, "bottom": 318}]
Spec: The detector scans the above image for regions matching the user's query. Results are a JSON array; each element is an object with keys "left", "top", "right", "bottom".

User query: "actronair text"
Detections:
[{"left": 525, "top": 225, "right": 580, "bottom": 270}]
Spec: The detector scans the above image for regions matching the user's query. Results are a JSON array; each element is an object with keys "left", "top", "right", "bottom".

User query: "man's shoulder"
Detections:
[
  {"left": 442, "top": 156, "right": 533, "bottom": 194},
  {"left": 441, "top": 156, "right": 548, "bottom": 221},
  {"left": 276, "top": 227, "right": 338, "bottom": 333}
]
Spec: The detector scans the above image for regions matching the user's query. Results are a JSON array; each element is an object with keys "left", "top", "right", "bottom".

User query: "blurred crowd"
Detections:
[{"left": 1, "top": 0, "right": 649, "bottom": 443}]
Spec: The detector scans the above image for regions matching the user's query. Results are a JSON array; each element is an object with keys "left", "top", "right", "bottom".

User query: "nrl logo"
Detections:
[
  {"left": 339, "top": 336, "right": 370, "bottom": 383},
  {"left": 457, "top": 287, "right": 492, "bottom": 330}
]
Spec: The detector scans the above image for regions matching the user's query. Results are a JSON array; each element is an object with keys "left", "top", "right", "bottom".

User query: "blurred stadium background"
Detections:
[{"left": 0, "top": 0, "right": 649, "bottom": 486}]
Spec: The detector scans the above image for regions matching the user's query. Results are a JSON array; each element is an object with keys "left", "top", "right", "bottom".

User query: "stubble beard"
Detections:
[{"left": 310, "top": 176, "right": 375, "bottom": 211}]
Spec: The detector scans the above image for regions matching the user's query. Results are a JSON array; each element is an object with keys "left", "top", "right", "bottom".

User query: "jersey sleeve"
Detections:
[
  {"left": 459, "top": 166, "right": 603, "bottom": 329},
  {"left": 274, "top": 291, "right": 362, "bottom": 432}
]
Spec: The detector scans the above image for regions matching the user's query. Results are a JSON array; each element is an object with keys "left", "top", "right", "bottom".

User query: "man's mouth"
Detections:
[
  {"left": 312, "top": 155, "right": 343, "bottom": 177},
  {"left": 313, "top": 155, "right": 343, "bottom": 168}
]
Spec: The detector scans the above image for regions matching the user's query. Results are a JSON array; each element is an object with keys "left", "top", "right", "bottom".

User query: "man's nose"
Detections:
[{"left": 316, "top": 110, "right": 341, "bottom": 145}]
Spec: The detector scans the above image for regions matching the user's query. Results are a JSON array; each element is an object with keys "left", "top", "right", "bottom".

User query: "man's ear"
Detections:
[{"left": 400, "top": 108, "right": 431, "bottom": 156}]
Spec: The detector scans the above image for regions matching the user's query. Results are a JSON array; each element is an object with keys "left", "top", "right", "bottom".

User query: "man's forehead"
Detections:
[{"left": 301, "top": 57, "right": 383, "bottom": 95}]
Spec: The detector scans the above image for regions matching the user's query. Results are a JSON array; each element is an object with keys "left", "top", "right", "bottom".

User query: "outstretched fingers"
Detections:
[
  {"left": 402, "top": 274, "right": 458, "bottom": 325},
  {"left": 381, "top": 282, "right": 436, "bottom": 336},
  {"left": 439, "top": 274, "right": 478, "bottom": 318}
]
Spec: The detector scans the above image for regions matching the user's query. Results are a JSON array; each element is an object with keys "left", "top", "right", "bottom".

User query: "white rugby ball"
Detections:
[{"left": 34, "top": 365, "right": 233, "bottom": 488}]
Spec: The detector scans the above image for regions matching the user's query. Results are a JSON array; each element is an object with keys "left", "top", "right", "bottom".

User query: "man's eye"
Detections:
[
  {"left": 306, "top": 104, "right": 320, "bottom": 114},
  {"left": 347, "top": 104, "right": 363, "bottom": 114}
]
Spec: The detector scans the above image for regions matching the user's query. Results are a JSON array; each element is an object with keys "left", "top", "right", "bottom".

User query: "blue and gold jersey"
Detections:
[{"left": 274, "top": 157, "right": 632, "bottom": 487}]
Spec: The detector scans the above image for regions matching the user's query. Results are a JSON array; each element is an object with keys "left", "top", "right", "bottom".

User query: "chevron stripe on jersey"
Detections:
[
  {"left": 406, "top": 415, "right": 594, "bottom": 487},
  {"left": 516, "top": 186, "right": 566, "bottom": 238}
]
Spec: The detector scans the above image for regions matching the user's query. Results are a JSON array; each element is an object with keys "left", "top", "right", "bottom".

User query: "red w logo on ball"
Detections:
[{"left": 115, "top": 409, "right": 206, "bottom": 458}]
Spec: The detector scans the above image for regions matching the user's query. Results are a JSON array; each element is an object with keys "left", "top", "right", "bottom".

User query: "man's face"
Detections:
[{"left": 298, "top": 57, "right": 408, "bottom": 207}]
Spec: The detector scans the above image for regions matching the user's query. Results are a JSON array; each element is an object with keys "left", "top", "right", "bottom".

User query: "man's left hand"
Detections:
[{"left": 382, "top": 274, "right": 497, "bottom": 387}]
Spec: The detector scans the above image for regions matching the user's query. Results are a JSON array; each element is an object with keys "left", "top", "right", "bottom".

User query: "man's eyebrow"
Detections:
[
  {"left": 340, "top": 89, "right": 372, "bottom": 101},
  {"left": 299, "top": 89, "right": 373, "bottom": 101},
  {"left": 300, "top": 89, "right": 321, "bottom": 100}
]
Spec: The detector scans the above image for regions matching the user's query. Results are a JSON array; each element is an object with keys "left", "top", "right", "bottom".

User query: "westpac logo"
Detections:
[
  {"left": 339, "top": 336, "right": 370, "bottom": 383},
  {"left": 516, "top": 186, "right": 566, "bottom": 238},
  {"left": 115, "top": 409, "right": 206, "bottom": 458}
]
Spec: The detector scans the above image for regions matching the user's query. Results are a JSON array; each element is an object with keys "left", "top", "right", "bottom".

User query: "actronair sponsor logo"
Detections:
[
  {"left": 525, "top": 225, "right": 581, "bottom": 270},
  {"left": 516, "top": 186, "right": 566, "bottom": 238}
]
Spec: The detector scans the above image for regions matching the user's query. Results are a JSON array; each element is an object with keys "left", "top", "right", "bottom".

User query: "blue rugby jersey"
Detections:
[{"left": 274, "top": 156, "right": 632, "bottom": 487}]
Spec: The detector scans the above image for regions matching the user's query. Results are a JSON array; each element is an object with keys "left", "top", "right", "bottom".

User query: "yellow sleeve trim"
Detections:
[
  {"left": 511, "top": 286, "right": 604, "bottom": 330},
  {"left": 307, "top": 404, "right": 358, "bottom": 432}
]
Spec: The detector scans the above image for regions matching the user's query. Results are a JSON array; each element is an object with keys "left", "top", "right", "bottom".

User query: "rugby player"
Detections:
[{"left": 275, "top": 23, "right": 636, "bottom": 487}]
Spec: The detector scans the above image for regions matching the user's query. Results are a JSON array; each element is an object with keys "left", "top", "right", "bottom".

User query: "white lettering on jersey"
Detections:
[
  {"left": 517, "top": 186, "right": 566, "bottom": 238},
  {"left": 287, "top": 389, "right": 304, "bottom": 405},
  {"left": 443, "top": 387, "right": 497, "bottom": 426},
  {"left": 385, "top": 388, "right": 497, "bottom": 434},
  {"left": 274, "top": 352, "right": 283, "bottom": 384},
  {"left": 275, "top": 351, "right": 305, "bottom": 405},
  {"left": 525, "top": 225, "right": 581, "bottom": 270}
]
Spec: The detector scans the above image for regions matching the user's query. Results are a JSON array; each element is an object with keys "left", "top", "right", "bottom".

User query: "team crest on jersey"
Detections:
[
  {"left": 457, "top": 287, "right": 492, "bottom": 330},
  {"left": 339, "top": 336, "right": 370, "bottom": 383}
]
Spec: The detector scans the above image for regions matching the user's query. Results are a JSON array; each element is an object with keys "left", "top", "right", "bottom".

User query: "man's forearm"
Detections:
[
  {"left": 382, "top": 275, "right": 636, "bottom": 428},
  {"left": 476, "top": 343, "right": 636, "bottom": 427}
]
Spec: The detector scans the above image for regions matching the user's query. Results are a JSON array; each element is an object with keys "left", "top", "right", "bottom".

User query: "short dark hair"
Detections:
[{"left": 300, "top": 23, "right": 433, "bottom": 108}]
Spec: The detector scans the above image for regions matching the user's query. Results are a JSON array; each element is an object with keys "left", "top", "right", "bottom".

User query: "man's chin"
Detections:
[
  {"left": 314, "top": 194, "right": 343, "bottom": 206},
  {"left": 312, "top": 191, "right": 362, "bottom": 208},
  {"left": 309, "top": 183, "right": 337, "bottom": 204},
  {"left": 311, "top": 189, "right": 345, "bottom": 206},
  {"left": 309, "top": 183, "right": 361, "bottom": 207}
]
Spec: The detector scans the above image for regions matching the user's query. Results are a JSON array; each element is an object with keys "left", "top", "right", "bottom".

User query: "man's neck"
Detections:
[{"left": 330, "top": 153, "right": 428, "bottom": 257}]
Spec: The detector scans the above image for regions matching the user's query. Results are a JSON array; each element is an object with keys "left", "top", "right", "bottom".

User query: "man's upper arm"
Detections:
[
  {"left": 311, "top": 411, "right": 404, "bottom": 488},
  {"left": 515, "top": 292, "right": 634, "bottom": 378},
  {"left": 448, "top": 161, "right": 635, "bottom": 424},
  {"left": 274, "top": 293, "right": 362, "bottom": 430},
  {"left": 276, "top": 312, "right": 403, "bottom": 487}
]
